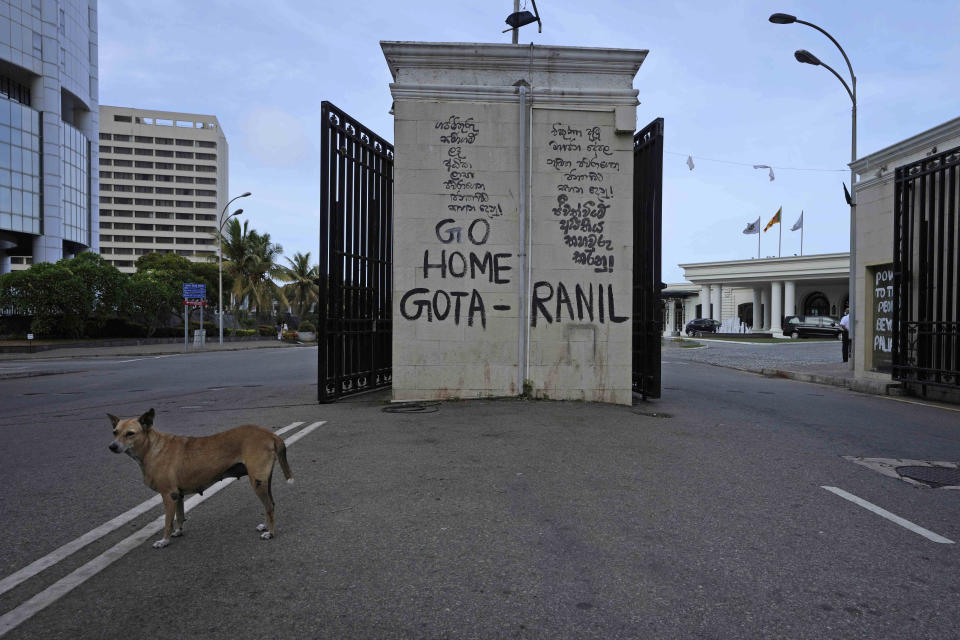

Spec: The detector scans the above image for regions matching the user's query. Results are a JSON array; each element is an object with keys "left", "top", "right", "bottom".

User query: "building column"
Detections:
[
  {"left": 752, "top": 288, "right": 761, "bottom": 331},
  {"left": 711, "top": 285, "right": 722, "bottom": 321},
  {"left": 784, "top": 280, "right": 796, "bottom": 318},
  {"left": 700, "top": 284, "right": 711, "bottom": 319},
  {"left": 770, "top": 281, "right": 783, "bottom": 337},
  {"left": 761, "top": 288, "right": 771, "bottom": 330},
  {"left": 663, "top": 298, "right": 674, "bottom": 337}
]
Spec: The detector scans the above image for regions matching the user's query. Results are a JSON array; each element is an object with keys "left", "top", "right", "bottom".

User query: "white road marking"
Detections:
[
  {"left": 0, "top": 420, "right": 326, "bottom": 636},
  {"left": 0, "top": 420, "right": 311, "bottom": 623},
  {"left": 275, "top": 421, "right": 306, "bottom": 436},
  {"left": 821, "top": 486, "right": 955, "bottom": 544},
  {"left": 878, "top": 395, "right": 960, "bottom": 413},
  {"left": 0, "top": 496, "right": 161, "bottom": 598},
  {"left": 283, "top": 420, "right": 324, "bottom": 444}
]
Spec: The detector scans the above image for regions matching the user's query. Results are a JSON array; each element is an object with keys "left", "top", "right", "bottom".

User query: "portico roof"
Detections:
[{"left": 679, "top": 252, "right": 849, "bottom": 286}]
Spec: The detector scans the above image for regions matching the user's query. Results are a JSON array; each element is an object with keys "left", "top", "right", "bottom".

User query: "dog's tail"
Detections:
[{"left": 274, "top": 436, "right": 294, "bottom": 484}]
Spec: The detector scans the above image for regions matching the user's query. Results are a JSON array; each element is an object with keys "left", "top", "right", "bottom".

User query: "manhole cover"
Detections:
[{"left": 895, "top": 466, "right": 960, "bottom": 488}]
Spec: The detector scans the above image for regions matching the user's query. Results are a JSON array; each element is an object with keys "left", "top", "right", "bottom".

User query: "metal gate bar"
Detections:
[
  {"left": 893, "top": 144, "right": 960, "bottom": 391},
  {"left": 632, "top": 117, "right": 664, "bottom": 399},
  {"left": 319, "top": 102, "right": 393, "bottom": 402}
]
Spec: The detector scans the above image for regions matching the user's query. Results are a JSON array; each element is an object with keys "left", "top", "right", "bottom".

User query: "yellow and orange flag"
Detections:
[{"left": 763, "top": 206, "right": 782, "bottom": 232}]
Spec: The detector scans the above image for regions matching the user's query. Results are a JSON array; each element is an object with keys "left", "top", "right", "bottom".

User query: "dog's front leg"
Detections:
[
  {"left": 154, "top": 493, "right": 176, "bottom": 548},
  {"left": 172, "top": 492, "right": 185, "bottom": 538}
]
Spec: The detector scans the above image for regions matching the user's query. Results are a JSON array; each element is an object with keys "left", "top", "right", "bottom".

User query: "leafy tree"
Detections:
[
  {"left": 65, "top": 252, "right": 125, "bottom": 332},
  {"left": 135, "top": 252, "right": 194, "bottom": 280},
  {"left": 127, "top": 270, "right": 178, "bottom": 337},
  {"left": 1, "top": 262, "right": 88, "bottom": 337},
  {"left": 279, "top": 252, "right": 319, "bottom": 318}
]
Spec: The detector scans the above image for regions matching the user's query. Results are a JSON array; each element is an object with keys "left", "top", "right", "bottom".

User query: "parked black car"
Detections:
[
  {"left": 685, "top": 318, "right": 721, "bottom": 336},
  {"left": 781, "top": 315, "right": 843, "bottom": 339}
]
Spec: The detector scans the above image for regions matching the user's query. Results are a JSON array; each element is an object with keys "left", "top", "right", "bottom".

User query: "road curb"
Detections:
[
  {"left": 0, "top": 370, "right": 77, "bottom": 380},
  {"left": 761, "top": 368, "right": 903, "bottom": 396}
]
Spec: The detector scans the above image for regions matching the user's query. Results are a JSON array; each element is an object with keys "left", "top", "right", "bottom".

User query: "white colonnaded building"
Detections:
[{"left": 663, "top": 253, "right": 850, "bottom": 337}]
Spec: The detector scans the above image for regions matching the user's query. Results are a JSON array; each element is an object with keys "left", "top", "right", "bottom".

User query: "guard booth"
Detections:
[{"left": 319, "top": 42, "right": 662, "bottom": 403}]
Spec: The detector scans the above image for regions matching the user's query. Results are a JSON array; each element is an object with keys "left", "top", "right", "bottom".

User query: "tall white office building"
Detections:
[
  {"left": 97, "top": 106, "right": 228, "bottom": 272},
  {"left": 0, "top": 0, "right": 98, "bottom": 272}
]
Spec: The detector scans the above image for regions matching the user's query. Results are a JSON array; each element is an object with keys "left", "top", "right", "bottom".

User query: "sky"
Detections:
[{"left": 99, "top": 0, "right": 960, "bottom": 283}]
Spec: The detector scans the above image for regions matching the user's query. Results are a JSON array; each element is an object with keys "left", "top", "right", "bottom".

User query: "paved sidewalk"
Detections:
[
  {"left": 0, "top": 337, "right": 309, "bottom": 362},
  {"left": 664, "top": 338, "right": 901, "bottom": 397}
]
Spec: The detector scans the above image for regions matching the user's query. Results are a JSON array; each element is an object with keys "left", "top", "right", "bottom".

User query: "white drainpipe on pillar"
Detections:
[{"left": 517, "top": 83, "right": 530, "bottom": 395}]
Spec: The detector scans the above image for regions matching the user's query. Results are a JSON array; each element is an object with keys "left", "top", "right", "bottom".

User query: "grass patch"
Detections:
[{"left": 664, "top": 338, "right": 705, "bottom": 348}]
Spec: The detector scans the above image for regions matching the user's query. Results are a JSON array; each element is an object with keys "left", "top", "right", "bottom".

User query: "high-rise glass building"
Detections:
[{"left": 0, "top": 0, "right": 99, "bottom": 272}]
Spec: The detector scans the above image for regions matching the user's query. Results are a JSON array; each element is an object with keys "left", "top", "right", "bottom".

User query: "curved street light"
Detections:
[
  {"left": 218, "top": 192, "right": 251, "bottom": 344},
  {"left": 770, "top": 13, "right": 857, "bottom": 367}
]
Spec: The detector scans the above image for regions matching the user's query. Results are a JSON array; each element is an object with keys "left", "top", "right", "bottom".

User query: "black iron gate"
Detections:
[
  {"left": 893, "top": 143, "right": 960, "bottom": 393},
  {"left": 632, "top": 118, "right": 664, "bottom": 399},
  {"left": 318, "top": 102, "right": 393, "bottom": 402}
]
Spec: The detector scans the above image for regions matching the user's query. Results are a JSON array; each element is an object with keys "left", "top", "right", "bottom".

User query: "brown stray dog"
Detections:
[{"left": 107, "top": 408, "right": 294, "bottom": 548}]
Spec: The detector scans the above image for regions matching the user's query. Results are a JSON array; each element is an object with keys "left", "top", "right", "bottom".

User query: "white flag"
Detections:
[
  {"left": 686, "top": 155, "right": 695, "bottom": 170},
  {"left": 742, "top": 217, "right": 761, "bottom": 235},
  {"left": 753, "top": 164, "right": 776, "bottom": 181},
  {"left": 791, "top": 211, "right": 804, "bottom": 231}
]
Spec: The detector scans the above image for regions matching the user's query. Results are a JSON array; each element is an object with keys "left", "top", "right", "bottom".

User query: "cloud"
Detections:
[{"left": 238, "top": 107, "right": 314, "bottom": 168}]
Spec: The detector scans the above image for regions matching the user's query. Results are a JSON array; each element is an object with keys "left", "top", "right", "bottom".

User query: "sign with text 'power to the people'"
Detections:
[{"left": 869, "top": 264, "right": 894, "bottom": 373}]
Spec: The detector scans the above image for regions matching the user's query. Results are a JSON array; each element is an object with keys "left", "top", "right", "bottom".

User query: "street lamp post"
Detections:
[
  {"left": 218, "top": 192, "right": 252, "bottom": 344},
  {"left": 770, "top": 13, "right": 857, "bottom": 368}
]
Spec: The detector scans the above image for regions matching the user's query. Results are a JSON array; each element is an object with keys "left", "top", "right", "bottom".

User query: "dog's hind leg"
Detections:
[
  {"left": 250, "top": 473, "right": 275, "bottom": 540},
  {"left": 172, "top": 493, "right": 186, "bottom": 537}
]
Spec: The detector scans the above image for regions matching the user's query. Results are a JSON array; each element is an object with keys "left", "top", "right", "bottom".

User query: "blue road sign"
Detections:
[{"left": 183, "top": 283, "right": 206, "bottom": 299}]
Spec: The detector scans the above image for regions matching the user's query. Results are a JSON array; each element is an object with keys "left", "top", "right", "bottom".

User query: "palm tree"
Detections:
[
  {"left": 215, "top": 218, "right": 252, "bottom": 312},
  {"left": 217, "top": 219, "right": 287, "bottom": 321},
  {"left": 236, "top": 230, "right": 287, "bottom": 320},
  {"left": 279, "top": 252, "right": 319, "bottom": 318}
]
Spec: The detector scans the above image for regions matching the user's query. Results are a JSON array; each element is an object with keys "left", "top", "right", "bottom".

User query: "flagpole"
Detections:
[
  {"left": 779, "top": 217, "right": 782, "bottom": 258},
  {"left": 758, "top": 224, "right": 761, "bottom": 259},
  {"left": 801, "top": 218, "right": 804, "bottom": 256}
]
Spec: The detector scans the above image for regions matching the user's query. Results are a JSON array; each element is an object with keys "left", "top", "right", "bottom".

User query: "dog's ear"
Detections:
[
  {"left": 107, "top": 413, "right": 120, "bottom": 428},
  {"left": 139, "top": 408, "right": 155, "bottom": 431}
]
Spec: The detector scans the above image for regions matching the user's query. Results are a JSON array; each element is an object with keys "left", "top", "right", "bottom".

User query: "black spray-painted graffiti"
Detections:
[
  {"left": 399, "top": 218, "right": 512, "bottom": 329},
  {"left": 398, "top": 115, "right": 514, "bottom": 330},
  {"left": 438, "top": 119, "right": 503, "bottom": 219},
  {"left": 530, "top": 281, "right": 629, "bottom": 326},
  {"left": 547, "top": 122, "right": 619, "bottom": 274}
]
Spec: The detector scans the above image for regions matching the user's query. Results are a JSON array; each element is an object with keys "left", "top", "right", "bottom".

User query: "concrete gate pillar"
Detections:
[{"left": 383, "top": 42, "right": 647, "bottom": 405}]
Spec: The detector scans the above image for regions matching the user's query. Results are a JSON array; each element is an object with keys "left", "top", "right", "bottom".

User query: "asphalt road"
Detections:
[{"left": 1, "top": 347, "right": 958, "bottom": 639}]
